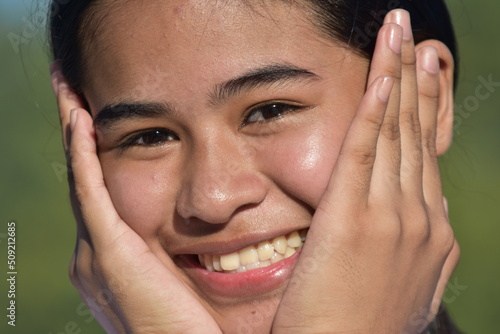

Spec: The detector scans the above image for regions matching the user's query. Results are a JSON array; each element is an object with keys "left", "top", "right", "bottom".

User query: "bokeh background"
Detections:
[{"left": 0, "top": 0, "right": 499, "bottom": 333}]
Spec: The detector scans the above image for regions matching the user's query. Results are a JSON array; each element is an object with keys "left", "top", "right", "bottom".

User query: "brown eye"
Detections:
[
  {"left": 243, "top": 103, "right": 302, "bottom": 125},
  {"left": 120, "top": 129, "right": 179, "bottom": 148}
]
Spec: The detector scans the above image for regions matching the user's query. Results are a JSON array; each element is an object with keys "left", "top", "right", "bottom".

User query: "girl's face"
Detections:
[{"left": 84, "top": 1, "right": 369, "bottom": 331}]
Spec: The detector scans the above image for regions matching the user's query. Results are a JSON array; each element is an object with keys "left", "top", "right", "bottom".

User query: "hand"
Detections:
[
  {"left": 51, "top": 66, "right": 222, "bottom": 334},
  {"left": 273, "top": 9, "right": 459, "bottom": 334}
]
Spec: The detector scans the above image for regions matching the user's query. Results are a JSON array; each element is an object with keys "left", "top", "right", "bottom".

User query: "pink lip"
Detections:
[{"left": 177, "top": 248, "right": 302, "bottom": 299}]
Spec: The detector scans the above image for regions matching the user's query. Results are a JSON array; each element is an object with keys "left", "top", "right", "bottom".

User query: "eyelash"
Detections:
[
  {"left": 116, "top": 101, "right": 307, "bottom": 149},
  {"left": 118, "top": 128, "right": 179, "bottom": 149},
  {"left": 241, "top": 101, "right": 308, "bottom": 127}
]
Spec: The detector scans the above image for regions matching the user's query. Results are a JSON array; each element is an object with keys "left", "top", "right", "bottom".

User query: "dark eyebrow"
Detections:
[
  {"left": 94, "top": 64, "right": 320, "bottom": 129},
  {"left": 93, "top": 102, "right": 174, "bottom": 129},
  {"left": 209, "top": 64, "right": 320, "bottom": 106}
]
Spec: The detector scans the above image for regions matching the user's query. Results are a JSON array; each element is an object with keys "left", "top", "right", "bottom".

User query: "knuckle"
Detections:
[
  {"left": 343, "top": 144, "right": 377, "bottom": 166},
  {"left": 434, "top": 220, "right": 455, "bottom": 254},
  {"left": 366, "top": 208, "right": 402, "bottom": 242},
  {"left": 407, "top": 208, "right": 431, "bottom": 242},
  {"left": 422, "top": 132, "right": 439, "bottom": 159},
  {"left": 401, "top": 109, "right": 421, "bottom": 135},
  {"left": 419, "top": 87, "right": 440, "bottom": 100},
  {"left": 380, "top": 115, "right": 401, "bottom": 141},
  {"left": 363, "top": 110, "right": 385, "bottom": 131},
  {"left": 402, "top": 53, "right": 417, "bottom": 67}
]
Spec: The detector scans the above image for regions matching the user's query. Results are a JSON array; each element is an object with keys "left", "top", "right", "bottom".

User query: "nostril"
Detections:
[{"left": 176, "top": 152, "right": 268, "bottom": 224}]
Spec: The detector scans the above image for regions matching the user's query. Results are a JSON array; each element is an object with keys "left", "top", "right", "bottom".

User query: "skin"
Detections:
[{"left": 51, "top": 1, "right": 459, "bottom": 333}]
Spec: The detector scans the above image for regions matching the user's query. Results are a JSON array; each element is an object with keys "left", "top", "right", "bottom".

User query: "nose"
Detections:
[{"left": 176, "top": 134, "right": 267, "bottom": 224}]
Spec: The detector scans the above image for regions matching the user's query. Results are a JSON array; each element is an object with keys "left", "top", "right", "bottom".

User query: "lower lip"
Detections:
[{"left": 177, "top": 248, "right": 302, "bottom": 299}]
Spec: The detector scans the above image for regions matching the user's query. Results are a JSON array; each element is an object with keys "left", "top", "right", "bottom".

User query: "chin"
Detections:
[{"left": 210, "top": 291, "right": 282, "bottom": 334}]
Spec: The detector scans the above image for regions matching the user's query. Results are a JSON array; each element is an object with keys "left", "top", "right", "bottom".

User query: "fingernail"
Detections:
[
  {"left": 388, "top": 25, "right": 403, "bottom": 54},
  {"left": 443, "top": 197, "right": 449, "bottom": 218},
  {"left": 421, "top": 47, "right": 439, "bottom": 74},
  {"left": 49, "top": 61, "right": 60, "bottom": 75},
  {"left": 377, "top": 76, "right": 394, "bottom": 103},
  {"left": 70, "top": 109, "right": 78, "bottom": 131},
  {"left": 393, "top": 10, "right": 412, "bottom": 41},
  {"left": 51, "top": 71, "right": 61, "bottom": 96}
]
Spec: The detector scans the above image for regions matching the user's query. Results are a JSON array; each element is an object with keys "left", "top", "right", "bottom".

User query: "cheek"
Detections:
[
  {"left": 102, "top": 162, "right": 175, "bottom": 236},
  {"left": 259, "top": 117, "right": 350, "bottom": 208}
]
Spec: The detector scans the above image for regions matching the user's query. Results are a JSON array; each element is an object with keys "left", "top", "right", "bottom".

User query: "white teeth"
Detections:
[
  {"left": 270, "top": 252, "right": 284, "bottom": 264},
  {"left": 246, "top": 262, "right": 261, "bottom": 271},
  {"left": 213, "top": 255, "right": 222, "bottom": 272},
  {"left": 239, "top": 246, "right": 259, "bottom": 266},
  {"left": 205, "top": 255, "right": 214, "bottom": 272},
  {"left": 198, "top": 254, "right": 205, "bottom": 267},
  {"left": 220, "top": 253, "right": 240, "bottom": 271},
  {"left": 284, "top": 246, "right": 296, "bottom": 258},
  {"left": 272, "top": 236, "right": 287, "bottom": 255},
  {"left": 259, "top": 260, "right": 271, "bottom": 268},
  {"left": 287, "top": 231, "right": 302, "bottom": 248},
  {"left": 257, "top": 241, "right": 274, "bottom": 261},
  {"left": 198, "top": 229, "right": 307, "bottom": 274}
]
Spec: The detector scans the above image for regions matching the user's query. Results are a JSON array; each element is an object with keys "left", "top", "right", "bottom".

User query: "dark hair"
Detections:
[
  {"left": 49, "top": 0, "right": 458, "bottom": 94},
  {"left": 48, "top": 1, "right": 460, "bottom": 333},
  {"left": 303, "top": 0, "right": 458, "bottom": 87}
]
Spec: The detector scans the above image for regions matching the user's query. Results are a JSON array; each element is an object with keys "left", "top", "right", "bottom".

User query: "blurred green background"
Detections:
[{"left": 0, "top": 0, "right": 499, "bottom": 333}]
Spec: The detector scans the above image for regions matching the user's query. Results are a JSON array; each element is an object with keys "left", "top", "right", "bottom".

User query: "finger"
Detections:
[
  {"left": 416, "top": 46, "right": 444, "bottom": 207},
  {"left": 69, "top": 108, "right": 125, "bottom": 247},
  {"left": 320, "top": 76, "right": 394, "bottom": 211},
  {"left": 367, "top": 23, "right": 403, "bottom": 86},
  {"left": 50, "top": 67, "right": 126, "bottom": 245},
  {"left": 50, "top": 67, "right": 97, "bottom": 239},
  {"left": 367, "top": 19, "right": 404, "bottom": 194},
  {"left": 389, "top": 10, "right": 424, "bottom": 196},
  {"left": 429, "top": 239, "right": 460, "bottom": 317},
  {"left": 50, "top": 64, "right": 86, "bottom": 152}
]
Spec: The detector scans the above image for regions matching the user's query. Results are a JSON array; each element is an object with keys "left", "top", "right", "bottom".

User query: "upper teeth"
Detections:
[{"left": 198, "top": 229, "right": 306, "bottom": 273}]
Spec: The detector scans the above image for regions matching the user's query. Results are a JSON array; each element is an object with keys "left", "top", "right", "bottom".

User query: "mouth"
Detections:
[{"left": 197, "top": 229, "right": 307, "bottom": 273}]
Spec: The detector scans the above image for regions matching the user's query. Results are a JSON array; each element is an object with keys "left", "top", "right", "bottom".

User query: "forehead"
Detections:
[
  {"left": 86, "top": 1, "right": 314, "bottom": 52},
  {"left": 82, "top": 0, "right": 351, "bottom": 109}
]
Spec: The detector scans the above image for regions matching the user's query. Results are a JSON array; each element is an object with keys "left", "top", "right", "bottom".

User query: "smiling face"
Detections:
[{"left": 81, "top": 0, "right": 370, "bottom": 331}]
